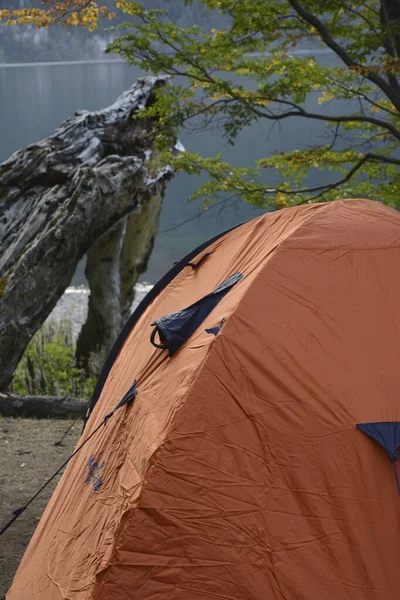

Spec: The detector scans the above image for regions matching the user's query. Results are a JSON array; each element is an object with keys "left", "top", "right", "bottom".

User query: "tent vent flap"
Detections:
[{"left": 151, "top": 272, "right": 243, "bottom": 356}]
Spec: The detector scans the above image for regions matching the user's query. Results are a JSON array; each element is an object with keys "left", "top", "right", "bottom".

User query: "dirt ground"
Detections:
[{"left": 0, "top": 417, "right": 81, "bottom": 597}]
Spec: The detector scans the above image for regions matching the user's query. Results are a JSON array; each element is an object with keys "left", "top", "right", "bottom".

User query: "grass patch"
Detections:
[{"left": 11, "top": 320, "right": 96, "bottom": 398}]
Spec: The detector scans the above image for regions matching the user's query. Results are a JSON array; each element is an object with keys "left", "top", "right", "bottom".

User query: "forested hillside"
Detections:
[{"left": 0, "top": 0, "right": 228, "bottom": 62}]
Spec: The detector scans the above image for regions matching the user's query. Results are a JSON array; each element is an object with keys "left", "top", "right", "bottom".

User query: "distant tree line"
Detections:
[{"left": 0, "top": 0, "right": 228, "bottom": 62}]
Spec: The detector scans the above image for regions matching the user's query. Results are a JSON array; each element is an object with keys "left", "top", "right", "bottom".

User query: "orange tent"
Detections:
[{"left": 7, "top": 198, "right": 400, "bottom": 599}]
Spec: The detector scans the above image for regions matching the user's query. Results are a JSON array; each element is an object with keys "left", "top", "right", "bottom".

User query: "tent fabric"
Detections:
[
  {"left": 85, "top": 226, "right": 243, "bottom": 420},
  {"left": 7, "top": 198, "right": 400, "bottom": 600}
]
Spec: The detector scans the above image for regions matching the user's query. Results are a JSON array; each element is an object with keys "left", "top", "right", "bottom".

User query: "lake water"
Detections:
[{"left": 0, "top": 54, "right": 345, "bottom": 284}]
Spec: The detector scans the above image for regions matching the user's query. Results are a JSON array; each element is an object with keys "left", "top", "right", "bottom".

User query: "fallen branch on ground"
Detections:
[{"left": 0, "top": 392, "right": 87, "bottom": 419}]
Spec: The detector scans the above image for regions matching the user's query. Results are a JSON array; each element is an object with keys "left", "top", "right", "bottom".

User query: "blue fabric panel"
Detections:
[
  {"left": 356, "top": 422, "right": 400, "bottom": 462},
  {"left": 205, "top": 326, "right": 221, "bottom": 336},
  {"left": 152, "top": 272, "right": 243, "bottom": 356}
]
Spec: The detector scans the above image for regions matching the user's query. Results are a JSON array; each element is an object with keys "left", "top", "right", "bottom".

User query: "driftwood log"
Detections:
[
  {"left": 0, "top": 76, "right": 177, "bottom": 391},
  {"left": 0, "top": 392, "right": 86, "bottom": 419}
]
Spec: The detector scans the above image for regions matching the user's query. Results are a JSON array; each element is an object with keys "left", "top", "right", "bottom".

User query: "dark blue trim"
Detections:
[
  {"left": 356, "top": 422, "right": 400, "bottom": 462},
  {"left": 357, "top": 422, "right": 400, "bottom": 495},
  {"left": 205, "top": 326, "right": 221, "bottom": 336},
  {"left": 151, "top": 272, "right": 243, "bottom": 356},
  {"left": 84, "top": 222, "right": 246, "bottom": 425}
]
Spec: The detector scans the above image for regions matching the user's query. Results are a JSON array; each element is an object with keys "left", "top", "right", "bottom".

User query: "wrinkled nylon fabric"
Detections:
[{"left": 8, "top": 199, "right": 400, "bottom": 600}]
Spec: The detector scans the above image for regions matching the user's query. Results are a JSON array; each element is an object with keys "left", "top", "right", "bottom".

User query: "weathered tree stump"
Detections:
[{"left": 0, "top": 76, "right": 177, "bottom": 391}]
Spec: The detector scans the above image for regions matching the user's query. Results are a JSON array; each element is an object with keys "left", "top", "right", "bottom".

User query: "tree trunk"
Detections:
[
  {"left": 0, "top": 76, "right": 177, "bottom": 392},
  {"left": 76, "top": 220, "right": 127, "bottom": 374},
  {"left": 76, "top": 189, "right": 163, "bottom": 374},
  {"left": 119, "top": 191, "right": 163, "bottom": 323}
]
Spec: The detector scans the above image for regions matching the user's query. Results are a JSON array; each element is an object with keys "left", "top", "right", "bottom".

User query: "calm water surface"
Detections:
[{"left": 0, "top": 56, "right": 343, "bottom": 283}]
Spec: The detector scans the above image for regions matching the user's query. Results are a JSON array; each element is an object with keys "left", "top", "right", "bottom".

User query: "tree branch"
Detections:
[
  {"left": 0, "top": 392, "right": 86, "bottom": 418},
  {"left": 342, "top": 0, "right": 387, "bottom": 46},
  {"left": 253, "top": 152, "right": 400, "bottom": 196},
  {"left": 327, "top": 76, "right": 399, "bottom": 117},
  {"left": 58, "top": 0, "right": 92, "bottom": 19},
  {"left": 129, "top": 48, "right": 400, "bottom": 142},
  {"left": 209, "top": 153, "right": 398, "bottom": 200},
  {"left": 139, "top": 13, "right": 216, "bottom": 85},
  {"left": 248, "top": 100, "right": 400, "bottom": 141},
  {"left": 287, "top": 0, "right": 400, "bottom": 112},
  {"left": 379, "top": 0, "right": 400, "bottom": 94},
  {"left": 158, "top": 193, "right": 239, "bottom": 234}
]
